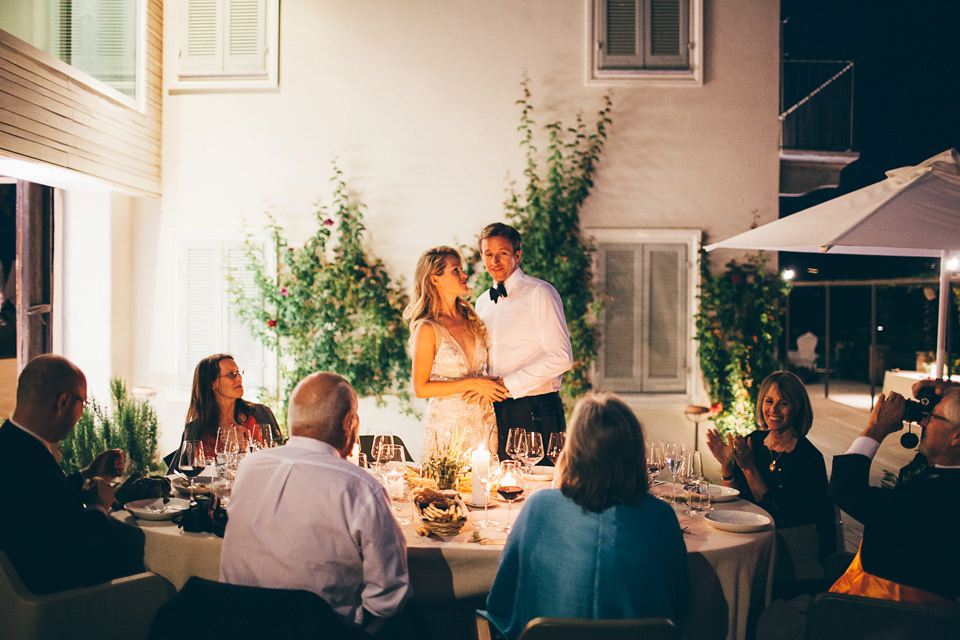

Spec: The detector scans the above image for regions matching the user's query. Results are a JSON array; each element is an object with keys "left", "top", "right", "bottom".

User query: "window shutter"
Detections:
[
  {"left": 224, "top": 244, "right": 264, "bottom": 390},
  {"left": 179, "top": 244, "right": 222, "bottom": 385},
  {"left": 597, "top": 0, "right": 644, "bottom": 70},
  {"left": 601, "top": 248, "right": 638, "bottom": 381},
  {"left": 595, "top": 242, "right": 688, "bottom": 394},
  {"left": 180, "top": 0, "right": 223, "bottom": 75},
  {"left": 641, "top": 245, "right": 687, "bottom": 391},
  {"left": 224, "top": 0, "right": 267, "bottom": 74},
  {"left": 644, "top": 0, "right": 689, "bottom": 69}
]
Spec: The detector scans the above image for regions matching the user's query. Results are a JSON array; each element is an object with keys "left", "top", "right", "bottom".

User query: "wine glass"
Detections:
[
  {"left": 524, "top": 432, "right": 544, "bottom": 471},
  {"left": 179, "top": 439, "right": 205, "bottom": 500},
  {"left": 473, "top": 457, "right": 501, "bottom": 528},
  {"left": 505, "top": 428, "right": 527, "bottom": 465},
  {"left": 546, "top": 432, "right": 565, "bottom": 466},
  {"left": 496, "top": 460, "right": 526, "bottom": 533},
  {"left": 381, "top": 445, "right": 409, "bottom": 523},
  {"left": 664, "top": 442, "right": 685, "bottom": 504},
  {"left": 647, "top": 440, "right": 666, "bottom": 483},
  {"left": 371, "top": 430, "right": 395, "bottom": 474},
  {"left": 257, "top": 423, "right": 274, "bottom": 449}
]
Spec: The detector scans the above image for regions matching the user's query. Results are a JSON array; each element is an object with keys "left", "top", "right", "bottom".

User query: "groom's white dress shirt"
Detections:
[
  {"left": 219, "top": 436, "right": 410, "bottom": 626},
  {"left": 476, "top": 268, "right": 573, "bottom": 399}
]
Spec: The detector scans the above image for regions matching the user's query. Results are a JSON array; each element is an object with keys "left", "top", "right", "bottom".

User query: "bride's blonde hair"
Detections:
[{"left": 404, "top": 246, "right": 486, "bottom": 341}]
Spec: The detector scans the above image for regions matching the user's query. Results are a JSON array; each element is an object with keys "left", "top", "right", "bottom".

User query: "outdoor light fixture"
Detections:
[
  {"left": 949, "top": 256, "right": 960, "bottom": 272},
  {"left": 782, "top": 269, "right": 795, "bottom": 280}
]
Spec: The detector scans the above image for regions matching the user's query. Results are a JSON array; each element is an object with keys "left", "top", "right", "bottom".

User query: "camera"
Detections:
[{"left": 902, "top": 386, "right": 938, "bottom": 424}]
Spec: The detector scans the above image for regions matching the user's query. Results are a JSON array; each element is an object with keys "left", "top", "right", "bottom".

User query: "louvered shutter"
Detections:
[
  {"left": 224, "top": 0, "right": 267, "bottom": 74},
  {"left": 595, "top": 243, "right": 688, "bottom": 393},
  {"left": 178, "top": 240, "right": 268, "bottom": 389},
  {"left": 645, "top": 0, "right": 689, "bottom": 69},
  {"left": 179, "top": 243, "right": 222, "bottom": 385},
  {"left": 641, "top": 244, "right": 687, "bottom": 391},
  {"left": 224, "top": 244, "right": 264, "bottom": 390},
  {"left": 596, "top": 0, "right": 690, "bottom": 72},
  {"left": 180, "top": 0, "right": 223, "bottom": 75},
  {"left": 597, "top": 0, "right": 644, "bottom": 70}
]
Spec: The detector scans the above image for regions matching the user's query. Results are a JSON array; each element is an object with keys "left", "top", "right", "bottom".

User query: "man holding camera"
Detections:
[{"left": 829, "top": 380, "right": 960, "bottom": 604}]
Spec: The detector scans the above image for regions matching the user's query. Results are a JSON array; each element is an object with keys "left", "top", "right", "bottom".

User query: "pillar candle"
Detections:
[{"left": 471, "top": 445, "right": 490, "bottom": 506}]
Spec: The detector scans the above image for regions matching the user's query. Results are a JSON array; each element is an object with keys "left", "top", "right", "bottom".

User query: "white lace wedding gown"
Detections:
[{"left": 417, "top": 319, "right": 498, "bottom": 457}]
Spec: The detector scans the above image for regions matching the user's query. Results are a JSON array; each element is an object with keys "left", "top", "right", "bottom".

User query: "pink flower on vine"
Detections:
[
  {"left": 280, "top": 286, "right": 289, "bottom": 297},
  {"left": 323, "top": 218, "right": 334, "bottom": 226},
  {"left": 267, "top": 319, "right": 277, "bottom": 328},
  {"left": 730, "top": 275, "right": 743, "bottom": 285}
]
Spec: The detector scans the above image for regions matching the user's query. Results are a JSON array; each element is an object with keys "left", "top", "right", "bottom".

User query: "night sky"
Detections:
[{"left": 779, "top": 0, "right": 960, "bottom": 281}]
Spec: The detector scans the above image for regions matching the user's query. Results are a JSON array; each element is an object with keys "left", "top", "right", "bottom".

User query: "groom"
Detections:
[{"left": 475, "top": 223, "right": 573, "bottom": 461}]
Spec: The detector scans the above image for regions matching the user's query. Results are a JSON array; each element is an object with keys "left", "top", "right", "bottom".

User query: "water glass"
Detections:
[{"left": 688, "top": 482, "right": 709, "bottom": 512}]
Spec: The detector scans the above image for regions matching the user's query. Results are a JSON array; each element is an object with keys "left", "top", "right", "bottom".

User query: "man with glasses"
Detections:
[
  {"left": 0, "top": 354, "right": 143, "bottom": 594},
  {"left": 828, "top": 382, "right": 960, "bottom": 604}
]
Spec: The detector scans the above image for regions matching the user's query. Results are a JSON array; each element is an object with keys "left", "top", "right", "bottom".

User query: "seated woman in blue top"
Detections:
[{"left": 484, "top": 392, "right": 689, "bottom": 640}]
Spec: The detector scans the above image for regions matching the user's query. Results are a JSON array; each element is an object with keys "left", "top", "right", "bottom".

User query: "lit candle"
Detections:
[
  {"left": 348, "top": 442, "right": 360, "bottom": 465},
  {"left": 471, "top": 444, "right": 490, "bottom": 506}
]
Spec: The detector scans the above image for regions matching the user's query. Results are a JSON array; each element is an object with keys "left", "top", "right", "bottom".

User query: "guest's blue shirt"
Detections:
[{"left": 486, "top": 488, "right": 688, "bottom": 639}]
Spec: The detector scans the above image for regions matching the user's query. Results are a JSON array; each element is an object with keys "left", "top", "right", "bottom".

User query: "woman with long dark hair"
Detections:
[{"left": 171, "top": 354, "right": 280, "bottom": 470}]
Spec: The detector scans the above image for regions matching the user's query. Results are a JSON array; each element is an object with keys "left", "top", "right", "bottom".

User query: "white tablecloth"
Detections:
[{"left": 113, "top": 481, "right": 773, "bottom": 640}]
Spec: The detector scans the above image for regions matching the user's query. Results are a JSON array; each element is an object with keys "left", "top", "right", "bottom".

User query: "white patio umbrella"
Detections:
[{"left": 706, "top": 148, "right": 960, "bottom": 376}]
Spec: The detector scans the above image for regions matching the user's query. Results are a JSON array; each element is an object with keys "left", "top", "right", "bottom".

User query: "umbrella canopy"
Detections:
[{"left": 706, "top": 149, "right": 960, "bottom": 375}]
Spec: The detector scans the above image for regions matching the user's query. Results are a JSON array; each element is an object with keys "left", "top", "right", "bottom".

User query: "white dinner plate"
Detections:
[
  {"left": 708, "top": 484, "right": 740, "bottom": 502},
  {"left": 704, "top": 510, "right": 771, "bottom": 533},
  {"left": 522, "top": 466, "right": 556, "bottom": 481},
  {"left": 124, "top": 497, "right": 191, "bottom": 521}
]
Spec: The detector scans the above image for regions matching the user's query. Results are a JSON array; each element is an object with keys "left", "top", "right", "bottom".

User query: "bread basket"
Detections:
[{"left": 413, "top": 487, "right": 468, "bottom": 536}]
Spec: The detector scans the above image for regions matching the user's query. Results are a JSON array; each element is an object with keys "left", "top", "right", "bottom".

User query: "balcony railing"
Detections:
[{"left": 780, "top": 60, "right": 855, "bottom": 152}]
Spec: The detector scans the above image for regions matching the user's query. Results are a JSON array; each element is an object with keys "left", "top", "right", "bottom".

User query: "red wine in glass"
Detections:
[
  {"left": 497, "top": 485, "right": 524, "bottom": 502},
  {"left": 181, "top": 465, "right": 204, "bottom": 479}
]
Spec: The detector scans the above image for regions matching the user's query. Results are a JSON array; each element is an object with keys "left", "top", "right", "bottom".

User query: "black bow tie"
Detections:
[{"left": 490, "top": 281, "right": 508, "bottom": 303}]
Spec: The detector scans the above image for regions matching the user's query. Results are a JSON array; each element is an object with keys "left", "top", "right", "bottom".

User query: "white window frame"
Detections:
[
  {"left": 0, "top": 1, "right": 147, "bottom": 112},
  {"left": 176, "top": 236, "right": 275, "bottom": 397},
  {"left": 586, "top": 0, "right": 703, "bottom": 87},
  {"left": 587, "top": 228, "right": 701, "bottom": 406},
  {"left": 170, "top": 0, "right": 279, "bottom": 92}
]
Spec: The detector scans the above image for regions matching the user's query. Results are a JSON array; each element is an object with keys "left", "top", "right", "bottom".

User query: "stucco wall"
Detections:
[{"left": 127, "top": 0, "right": 781, "bottom": 460}]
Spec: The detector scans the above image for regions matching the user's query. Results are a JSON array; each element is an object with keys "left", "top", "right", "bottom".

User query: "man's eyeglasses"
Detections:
[
  {"left": 220, "top": 370, "right": 244, "bottom": 380},
  {"left": 68, "top": 392, "right": 88, "bottom": 406}
]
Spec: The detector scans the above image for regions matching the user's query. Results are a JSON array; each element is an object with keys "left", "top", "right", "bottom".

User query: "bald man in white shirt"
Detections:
[
  {"left": 220, "top": 372, "right": 411, "bottom": 631},
  {"left": 475, "top": 223, "right": 574, "bottom": 461}
]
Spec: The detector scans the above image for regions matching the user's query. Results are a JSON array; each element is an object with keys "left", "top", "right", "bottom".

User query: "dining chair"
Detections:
[
  {"left": 359, "top": 434, "right": 415, "bottom": 462},
  {"left": 147, "top": 576, "right": 369, "bottom": 640},
  {"left": 476, "top": 610, "right": 681, "bottom": 640},
  {"left": 0, "top": 550, "right": 175, "bottom": 640},
  {"left": 804, "top": 592, "right": 960, "bottom": 640}
]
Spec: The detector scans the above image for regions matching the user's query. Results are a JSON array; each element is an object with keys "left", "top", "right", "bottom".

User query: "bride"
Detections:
[{"left": 405, "top": 246, "right": 507, "bottom": 456}]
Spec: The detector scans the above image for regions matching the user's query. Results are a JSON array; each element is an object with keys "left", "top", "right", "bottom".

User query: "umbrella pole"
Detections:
[{"left": 936, "top": 250, "right": 949, "bottom": 378}]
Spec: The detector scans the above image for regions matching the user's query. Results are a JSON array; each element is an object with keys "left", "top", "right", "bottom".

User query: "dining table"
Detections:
[{"left": 112, "top": 474, "right": 774, "bottom": 640}]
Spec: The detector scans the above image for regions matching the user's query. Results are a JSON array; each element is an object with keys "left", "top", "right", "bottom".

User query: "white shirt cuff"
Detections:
[
  {"left": 85, "top": 504, "right": 108, "bottom": 515},
  {"left": 845, "top": 436, "right": 881, "bottom": 459}
]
